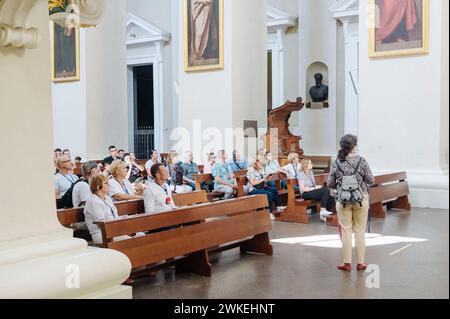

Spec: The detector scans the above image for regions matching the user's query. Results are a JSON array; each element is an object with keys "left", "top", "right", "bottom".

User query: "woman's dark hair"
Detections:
[{"left": 338, "top": 134, "right": 358, "bottom": 162}]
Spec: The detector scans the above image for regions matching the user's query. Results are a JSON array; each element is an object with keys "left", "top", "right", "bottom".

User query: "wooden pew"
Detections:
[
  {"left": 193, "top": 173, "right": 225, "bottom": 202},
  {"left": 307, "top": 156, "right": 333, "bottom": 174},
  {"left": 275, "top": 174, "right": 332, "bottom": 224},
  {"left": 57, "top": 191, "right": 209, "bottom": 230},
  {"left": 369, "top": 172, "right": 411, "bottom": 218},
  {"left": 95, "top": 195, "right": 273, "bottom": 277},
  {"left": 236, "top": 172, "right": 288, "bottom": 199}
]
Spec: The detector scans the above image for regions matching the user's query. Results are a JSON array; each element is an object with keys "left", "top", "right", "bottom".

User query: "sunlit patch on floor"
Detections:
[{"left": 271, "top": 233, "right": 428, "bottom": 248}]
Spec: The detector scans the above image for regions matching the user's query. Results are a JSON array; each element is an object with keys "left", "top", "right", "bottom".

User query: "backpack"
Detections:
[
  {"left": 60, "top": 178, "right": 88, "bottom": 209},
  {"left": 335, "top": 158, "right": 364, "bottom": 207}
]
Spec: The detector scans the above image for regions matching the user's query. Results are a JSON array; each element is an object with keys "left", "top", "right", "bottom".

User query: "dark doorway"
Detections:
[{"left": 133, "top": 65, "right": 154, "bottom": 159}]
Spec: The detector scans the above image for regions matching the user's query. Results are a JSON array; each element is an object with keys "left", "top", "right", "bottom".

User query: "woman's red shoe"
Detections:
[
  {"left": 337, "top": 264, "right": 352, "bottom": 271},
  {"left": 357, "top": 264, "right": 368, "bottom": 271}
]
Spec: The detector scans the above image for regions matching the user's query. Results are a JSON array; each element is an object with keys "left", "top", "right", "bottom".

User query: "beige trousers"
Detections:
[{"left": 337, "top": 195, "right": 370, "bottom": 264}]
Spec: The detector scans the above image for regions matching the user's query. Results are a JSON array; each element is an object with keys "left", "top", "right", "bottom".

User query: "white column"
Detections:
[
  {"left": 341, "top": 19, "right": 359, "bottom": 136},
  {"left": 0, "top": 0, "right": 132, "bottom": 298}
]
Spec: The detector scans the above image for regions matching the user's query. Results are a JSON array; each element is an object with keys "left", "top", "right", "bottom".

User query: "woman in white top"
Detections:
[
  {"left": 108, "top": 160, "right": 144, "bottom": 202},
  {"left": 282, "top": 153, "right": 302, "bottom": 179},
  {"left": 264, "top": 151, "right": 288, "bottom": 189},
  {"left": 202, "top": 152, "right": 216, "bottom": 174},
  {"left": 84, "top": 175, "right": 120, "bottom": 244},
  {"left": 246, "top": 159, "right": 285, "bottom": 214},
  {"left": 298, "top": 158, "right": 335, "bottom": 222}
]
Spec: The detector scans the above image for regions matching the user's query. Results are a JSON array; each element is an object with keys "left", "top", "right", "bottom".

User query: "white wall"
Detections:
[
  {"left": 85, "top": 0, "right": 129, "bottom": 159},
  {"left": 52, "top": 30, "right": 87, "bottom": 159},
  {"left": 440, "top": 0, "right": 449, "bottom": 173},
  {"left": 297, "top": 0, "right": 337, "bottom": 156},
  {"left": 232, "top": 0, "right": 267, "bottom": 135},
  {"left": 359, "top": 0, "right": 449, "bottom": 209}
]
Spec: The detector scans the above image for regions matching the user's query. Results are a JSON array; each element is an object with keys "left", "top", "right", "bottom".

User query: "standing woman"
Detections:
[{"left": 328, "top": 135, "right": 375, "bottom": 272}]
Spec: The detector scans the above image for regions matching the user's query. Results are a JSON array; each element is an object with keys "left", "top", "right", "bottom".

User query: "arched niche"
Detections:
[{"left": 306, "top": 62, "right": 329, "bottom": 108}]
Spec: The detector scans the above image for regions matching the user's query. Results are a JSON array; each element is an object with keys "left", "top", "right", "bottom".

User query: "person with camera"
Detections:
[
  {"left": 124, "top": 152, "right": 145, "bottom": 183},
  {"left": 328, "top": 134, "right": 374, "bottom": 272},
  {"left": 247, "top": 159, "right": 286, "bottom": 214},
  {"left": 165, "top": 152, "right": 193, "bottom": 194}
]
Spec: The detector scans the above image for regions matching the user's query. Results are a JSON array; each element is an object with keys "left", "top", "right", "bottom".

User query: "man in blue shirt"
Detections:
[
  {"left": 180, "top": 151, "right": 199, "bottom": 190},
  {"left": 212, "top": 150, "right": 237, "bottom": 199}
]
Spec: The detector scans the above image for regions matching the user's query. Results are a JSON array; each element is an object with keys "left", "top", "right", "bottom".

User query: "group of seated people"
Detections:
[{"left": 54, "top": 145, "right": 336, "bottom": 244}]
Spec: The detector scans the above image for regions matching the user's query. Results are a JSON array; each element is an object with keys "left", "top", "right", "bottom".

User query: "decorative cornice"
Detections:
[
  {"left": 267, "top": 5, "right": 297, "bottom": 33},
  {"left": 329, "top": 0, "right": 359, "bottom": 22},
  {"left": 126, "top": 13, "right": 170, "bottom": 46}
]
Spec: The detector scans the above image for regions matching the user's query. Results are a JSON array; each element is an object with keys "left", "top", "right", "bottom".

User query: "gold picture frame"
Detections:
[
  {"left": 184, "top": 0, "right": 224, "bottom": 72},
  {"left": 50, "top": 21, "right": 80, "bottom": 82},
  {"left": 369, "top": 0, "right": 429, "bottom": 58}
]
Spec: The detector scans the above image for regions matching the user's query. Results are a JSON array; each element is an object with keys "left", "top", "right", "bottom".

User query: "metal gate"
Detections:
[{"left": 134, "top": 126, "right": 154, "bottom": 160}]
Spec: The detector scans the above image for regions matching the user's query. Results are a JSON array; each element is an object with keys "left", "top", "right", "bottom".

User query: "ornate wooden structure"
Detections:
[{"left": 265, "top": 97, "right": 304, "bottom": 158}]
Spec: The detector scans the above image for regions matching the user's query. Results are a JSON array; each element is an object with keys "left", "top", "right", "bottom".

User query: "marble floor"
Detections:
[{"left": 132, "top": 208, "right": 449, "bottom": 299}]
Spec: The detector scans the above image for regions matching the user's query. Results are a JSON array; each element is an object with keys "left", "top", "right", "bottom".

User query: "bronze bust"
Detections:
[{"left": 309, "top": 73, "right": 328, "bottom": 103}]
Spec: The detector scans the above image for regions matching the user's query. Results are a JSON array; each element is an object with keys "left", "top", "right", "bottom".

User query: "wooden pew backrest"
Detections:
[
  {"left": 57, "top": 191, "right": 209, "bottom": 227},
  {"left": 95, "top": 195, "right": 272, "bottom": 269}
]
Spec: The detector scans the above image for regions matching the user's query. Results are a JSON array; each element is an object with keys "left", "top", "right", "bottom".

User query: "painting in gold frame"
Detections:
[
  {"left": 184, "top": 0, "right": 224, "bottom": 72},
  {"left": 369, "top": 0, "right": 429, "bottom": 58},
  {"left": 50, "top": 22, "right": 80, "bottom": 82}
]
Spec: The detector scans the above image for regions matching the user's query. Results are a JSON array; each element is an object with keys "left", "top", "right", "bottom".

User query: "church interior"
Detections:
[{"left": 0, "top": 0, "right": 448, "bottom": 300}]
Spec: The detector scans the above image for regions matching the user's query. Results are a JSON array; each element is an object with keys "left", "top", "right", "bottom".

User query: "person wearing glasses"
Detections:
[
  {"left": 54, "top": 155, "right": 79, "bottom": 197},
  {"left": 72, "top": 161, "right": 101, "bottom": 208},
  {"left": 108, "top": 160, "right": 144, "bottom": 202},
  {"left": 144, "top": 163, "right": 177, "bottom": 214},
  {"left": 84, "top": 175, "right": 121, "bottom": 244}
]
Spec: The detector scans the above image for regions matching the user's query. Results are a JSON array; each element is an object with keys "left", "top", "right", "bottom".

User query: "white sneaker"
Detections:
[
  {"left": 277, "top": 206, "right": 286, "bottom": 212},
  {"left": 320, "top": 210, "right": 333, "bottom": 217},
  {"left": 320, "top": 216, "right": 327, "bottom": 223},
  {"left": 270, "top": 214, "right": 276, "bottom": 221}
]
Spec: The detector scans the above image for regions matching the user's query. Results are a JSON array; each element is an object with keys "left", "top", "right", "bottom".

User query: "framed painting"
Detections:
[
  {"left": 50, "top": 22, "right": 80, "bottom": 82},
  {"left": 184, "top": 0, "right": 224, "bottom": 72},
  {"left": 369, "top": 0, "right": 429, "bottom": 58}
]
